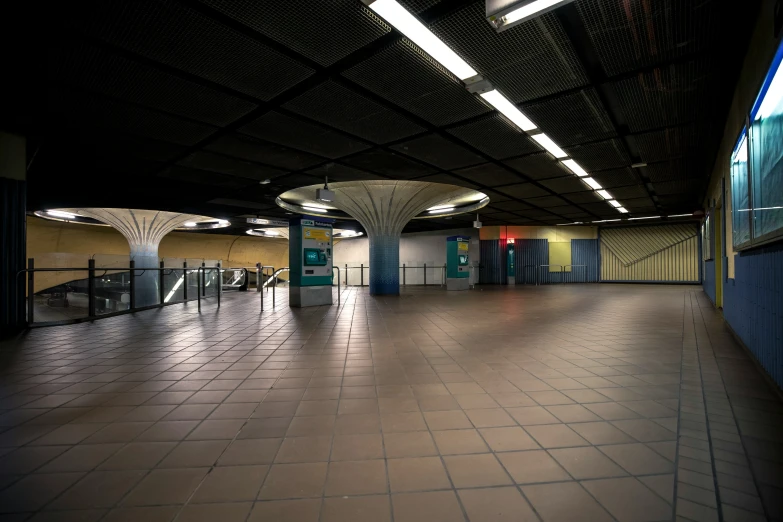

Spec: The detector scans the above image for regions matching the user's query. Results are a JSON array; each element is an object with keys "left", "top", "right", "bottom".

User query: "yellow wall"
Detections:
[
  {"left": 26, "top": 216, "right": 290, "bottom": 292},
  {"left": 479, "top": 225, "right": 597, "bottom": 241}
]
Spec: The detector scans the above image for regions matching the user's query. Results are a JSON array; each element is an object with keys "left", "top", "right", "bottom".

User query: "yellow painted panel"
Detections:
[
  {"left": 479, "top": 226, "right": 597, "bottom": 241},
  {"left": 549, "top": 242, "right": 571, "bottom": 272},
  {"left": 600, "top": 235, "right": 699, "bottom": 282}
]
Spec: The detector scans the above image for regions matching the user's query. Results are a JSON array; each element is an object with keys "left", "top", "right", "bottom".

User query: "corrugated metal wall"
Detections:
[
  {"left": 479, "top": 240, "right": 506, "bottom": 284},
  {"left": 514, "top": 239, "right": 547, "bottom": 284},
  {"left": 571, "top": 239, "right": 599, "bottom": 282},
  {"left": 600, "top": 225, "right": 700, "bottom": 282},
  {"left": 724, "top": 242, "right": 783, "bottom": 389}
]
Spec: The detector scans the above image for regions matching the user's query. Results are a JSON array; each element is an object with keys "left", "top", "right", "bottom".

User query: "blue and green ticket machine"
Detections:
[
  {"left": 446, "top": 235, "right": 470, "bottom": 291},
  {"left": 289, "top": 216, "right": 334, "bottom": 307}
]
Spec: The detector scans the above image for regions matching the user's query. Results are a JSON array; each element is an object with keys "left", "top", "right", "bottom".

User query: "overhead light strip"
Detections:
[{"left": 363, "top": 0, "right": 628, "bottom": 216}]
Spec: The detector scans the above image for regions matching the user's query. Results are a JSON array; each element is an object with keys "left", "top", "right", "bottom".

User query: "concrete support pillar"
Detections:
[{"left": 0, "top": 132, "right": 27, "bottom": 334}]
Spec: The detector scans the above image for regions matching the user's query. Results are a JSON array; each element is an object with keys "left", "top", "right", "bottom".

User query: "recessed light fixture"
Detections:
[
  {"left": 531, "top": 133, "right": 567, "bottom": 158},
  {"left": 582, "top": 177, "right": 602, "bottom": 190},
  {"left": 668, "top": 213, "right": 693, "bottom": 217},
  {"left": 479, "top": 90, "right": 537, "bottom": 131},
  {"left": 303, "top": 205, "right": 329, "bottom": 213},
  {"left": 47, "top": 210, "right": 77, "bottom": 219},
  {"left": 362, "top": 0, "right": 477, "bottom": 80},
  {"left": 428, "top": 206, "right": 455, "bottom": 214},
  {"left": 608, "top": 200, "right": 622, "bottom": 208},
  {"left": 183, "top": 222, "right": 197, "bottom": 227},
  {"left": 487, "top": 0, "right": 575, "bottom": 32},
  {"left": 259, "top": 179, "right": 271, "bottom": 184},
  {"left": 617, "top": 207, "right": 629, "bottom": 213},
  {"left": 561, "top": 159, "right": 588, "bottom": 177},
  {"left": 628, "top": 216, "right": 660, "bottom": 220},
  {"left": 596, "top": 190, "right": 612, "bottom": 200},
  {"left": 631, "top": 163, "right": 648, "bottom": 168}
]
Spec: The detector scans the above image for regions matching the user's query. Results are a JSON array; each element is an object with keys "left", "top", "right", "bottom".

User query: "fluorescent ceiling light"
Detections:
[
  {"left": 365, "top": 0, "right": 477, "bottom": 80},
  {"left": 561, "top": 159, "right": 588, "bottom": 177},
  {"left": 428, "top": 204, "right": 455, "bottom": 211},
  {"left": 479, "top": 90, "right": 537, "bottom": 131},
  {"left": 608, "top": 200, "right": 621, "bottom": 208},
  {"left": 428, "top": 203, "right": 454, "bottom": 214},
  {"left": 303, "top": 206, "right": 329, "bottom": 213},
  {"left": 503, "top": 0, "right": 571, "bottom": 25},
  {"left": 592, "top": 219, "right": 621, "bottom": 223},
  {"left": 531, "top": 133, "right": 567, "bottom": 158},
  {"left": 582, "top": 177, "right": 602, "bottom": 190},
  {"left": 264, "top": 230, "right": 281, "bottom": 236},
  {"left": 628, "top": 216, "right": 660, "bottom": 220},
  {"left": 596, "top": 190, "right": 612, "bottom": 200},
  {"left": 218, "top": 219, "right": 229, "bottom": 225},
  {"left": 47, "top": 210, "right": 76, "bottom": 219},
  {"left": 617, "top": 207, "right": 629, "bottom": 214},
  {"left": 668, "top": 213, "right": 692, "bottom": 217}
]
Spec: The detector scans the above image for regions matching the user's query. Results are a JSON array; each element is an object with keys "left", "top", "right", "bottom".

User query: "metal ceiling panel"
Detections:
[
  {"left": 504, "top": 152, "right": 571, "bottom": 180},
  {"left": 177, "top": 151, "right": 287, "bottom": 181},
  {"left": 431, "top": 4, "right": 587, "bottom": 103},
  {"left": 633, "top": 125, "right": 704, "bottom": 163},
  {"left": 283, "top": 81, "right": 424, "bottom": 143},
  {"left": 49, "top": 88, "right": 219, "bottom": 146},
  {"left": 413, "top": 174, "right": 481, "bottom": 189},
  {"left": 197, "top": 0, "right": 390, "bottom": 66},
  {"left": 453, "top": 163, "right": 523, "bottom": 187},
  {"left": 448, "top": 115, "right": 538, "bottom": 160},
  {"left": 591, "top": 167, "right": 640, "bottom": 188},
  {"left": 50, "top": 40, "right": 257, "bottom": 127},
  {"left": 306, "top": 163, "right": 386, "bottom": 183},
  {"left": 523, "top": 88, "right": 616, "bottom": 146},
  {"left": 564, "top": 191, "right": 603, "bottom": 204},
  {"left": 496, "top": 183, "right": 549, "bottom": 199},
  {"left": 575, "top": 0, "right": 727, "bottom": 76},
  {"left": 241, "top": 112, "right": 370, "bottom": 159},
  {"left": 207, "top": 133, "right": 324, "bottom": 170},
  {"left": 54, "top": 128, "right": 187, "bottom": 163},
  {"left": 653, "top": 179, "right": 703, "bottom": 196},
  {"left": 613, "top": 60, "right": 712, "bottom": 132},
  {"left": 644, "top": 158, "right": 701, "bottom": 183},
  {"left": 73, "top": 0, "right": 313, "bottom": 100},
  {"left": 399, "top": 0, "right": 443, "bottom": 13},
  {"left": 480, "top": 189, "right": 512, "bottom": 203},
  {"left": 158, "top": 165, "right": 256, "bottom": 189},
  {"left": 548, "top": 205, "right": 586, "bottom": 216},
  {"left": 342, "top": 150, "right": 434, "bottom": 178},
  {"left": 621, "top": 197, "right": 657, "bottom": 210},
  {"left": 539, "top": 176, "right": 589, "bottom": 194},
  {"left": 391, "top": 134, "right": 484, "bottom": 170},
  {"left": 343, "top": 40, "right": 490, "bottom": 125},
  {"left": 608, "top": 185, "right": 650, "bottom": 199},
  {"left": 523, "top": 196, "right": 569, "bottom": 208},
  {"left": 564, "top": 138, "right": 630, "bottom": 170},
  {"left": 490, "top": 201, "right": 533, "bottom": 212}
]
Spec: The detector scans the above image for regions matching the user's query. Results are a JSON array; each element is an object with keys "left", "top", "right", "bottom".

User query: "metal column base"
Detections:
[
  {"left": 446, "top": 278, "right": 470, "bottom": 291},
  {"left": 289, "top": 286, "right": 332, "bottom": 307}
]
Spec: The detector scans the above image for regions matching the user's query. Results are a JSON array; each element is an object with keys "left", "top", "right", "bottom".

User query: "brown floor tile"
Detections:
[
  {"left": 30, "top": 509, "right": 106, "bottom": 522},
  {"left": 479, "top": 427, "right": 539, "bottom": 452},
  {"left": 0, "top": 472, "right": 84, "bottom": 512},
  {"left": 164, "top": 404, "right": 218, "bottom": 421},
  {"left": 639, "top": 474, "right": 675, "bottom": 504},
  {"left": 568, "top": 421, "right": 635, "bottom": 445},
  {"left": 549, "top": 446, "right": 628, "bottom": 479},
  {"left": 599, "top": 443, "right": 675, "bottom": 475},
  {"left": 191, "top": 465, "right": 268, "bottom": 502},
  {"left": 85, "top": 423, "right": 152, "bottom": 444},
  {"left": 612, "top": 418, "right": 677, "bottom": 442},
  {"left": 157, "top": 440, "right": 228, "bottom": 468},
  {"left": 275, "top": 436, "right": 331, "bottom": 463},
  {"left": 334, "top": 413, "right": 381, "bottom": 434},
  {"left": 506, "top": 406, "right": 559, "bottom": 425},
  {"left": 582, "top": 477, "right": 673, "bottom": 521},
  {"left": 465, "top": 408, "right": 516, "bottom": 428},
  {"left": 177, "top": 502, "right": 252, "bottom": 522},
  {"left": 458, "top": 487, "right": 539, "bottom": 522},
  {"left": 295, "top": 400, "right": 338, "bottom": 416},
  {"left": 186, "top": 419, "right": 244, "bottom": 440},
  {"left": 381, "top": 412, "right": 427, "bottom": 432},
  {"left": 218, "top": 438, "right": 282, "bottom": 465},
  {"left": 418, "top": 395, "right": 461, "bottom": 411},
  {"left": 545, "top": 404, "right": 602, "bottom": 423},
  {"left": 240, "top": 418, "right": 292, "bottom": 439},
  {"left": 392, "top": 491, "right": 465, "bottom": 522},
  {"left": 491, "top": 393, "right": 536, "bottom": 408},
  {"left": 49, "top": 470, "right": 146, "bottom": 509},
  {"left": 455, "top": 394, "right": 500, "bottom": 409},
  {"left": 258, "top": 462, "right": 328, "bottom": 499},
  {"left": 442, "top": 453, "right": 512, "bottom": 488},
  {"left": 433, "top": 429, "right": 489, "bottom": 455},
  {"left": 247, "top": 499, "right": 321, "bottom": 522},
  {"left": 387, "top": 457, "right": 451, "bottom": 492},
  {"left": 136, "top": 421, "right": 199, "bottom": 441},
  {"left": 285, "top": 415, "right": 335, "bottom": 437},
  {"left": 321, "top": 495, "right": 391, "bottom": 522},
  {"left": 383, "top": 431, "right": 437, "bottom": 458},
  {"left": 338, "top": 398, "right": 378, "bottom": 415},
  {"left": 39, "top": 444, "right": 123, "bottom": 472},
  {"left": 254, "top": 401, "right": 299, "bottom": 418},
  {"left": 121, "top": 467, "right": 208, "bottom": 506},
  {"left": 97, "top": 442, "right": 175, "bottom": 470},
  {"left": 331, "top": 433, "right": 384, "bottom": 460},
  {"left": 525, "top": 424, "right": 589, "bottom": 448},
  {"left": 325, "top": 460, "right": 387, "bottom": 495},
  {"left": 585, "top": 402, "right": 641, "bottom": 421},
  {"left": 497, "top": 450, "right": 571, "bottom": 484},
  {"left": 102, "top": 506, "right": 180, "bottom": 522},
  {"left": 522, "top": 481, "right": 613, "bottom": 522},
  {"left": 423, "top": 410, "right": 472, "bottom": 430},
  {"left": 208, "top": 403, "right": 257, "bottom": 419}
]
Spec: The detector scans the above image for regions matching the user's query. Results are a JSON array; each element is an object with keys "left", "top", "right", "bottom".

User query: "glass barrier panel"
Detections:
[{"left": 33, "top": 270, "right": 90, "bottom": 322}]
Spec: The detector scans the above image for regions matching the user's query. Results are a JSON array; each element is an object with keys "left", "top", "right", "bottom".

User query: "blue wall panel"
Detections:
[
  {"left": 514, "top": 239, "right": 548, "bottom": 284},
  {"left": 571, "top": 239, "right": 599, "bottom": 283},
  {"left": 479, "top": 240, "right": 506, "bottom": 284},
  {"left": 703, "top": 260, "right": 716, "bottom": 304},
  {"left": 723, "top": 242, "right": 783, "bottom": 389}
]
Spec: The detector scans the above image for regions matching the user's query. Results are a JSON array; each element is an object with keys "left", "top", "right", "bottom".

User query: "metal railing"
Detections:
[
  {"left": 16, "top": 258, "right": 222, "bottom": 326},
  {"left": 343, "top": 264, "right": 448, "bottom": 287}
]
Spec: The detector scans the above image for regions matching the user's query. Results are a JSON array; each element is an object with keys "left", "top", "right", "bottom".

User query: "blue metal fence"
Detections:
[
  {"left": 571, "top": 239, "right": 600, "bottom": 283},
  {"left": 514, "top": 239, "right": 548, "bottom": 284},
  {"left": 479, "top": 240, "right": 506, "bottom": 284}
]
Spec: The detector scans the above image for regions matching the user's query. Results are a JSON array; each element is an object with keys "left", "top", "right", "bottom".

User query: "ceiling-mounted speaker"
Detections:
[{"left": 486, "top": 0, "right": 575, "bottom": 32}]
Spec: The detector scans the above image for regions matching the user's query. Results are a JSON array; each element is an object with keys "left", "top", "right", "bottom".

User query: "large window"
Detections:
[{"left": 731, "top": 39, "right": 783, "bottom": 249}]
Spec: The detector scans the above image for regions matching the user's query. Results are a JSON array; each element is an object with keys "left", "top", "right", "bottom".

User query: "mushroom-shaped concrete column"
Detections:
[
  {"left": 276, "top": 181, "right": 488, "bottom": 296},
  {"left": 54, "top": 209, "right": 228, "bottom": 306}
]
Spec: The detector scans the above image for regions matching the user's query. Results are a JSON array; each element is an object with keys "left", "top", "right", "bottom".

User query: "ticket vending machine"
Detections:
[
  {"left": 446, "top": 235, "right": 470, "bottom": 291},
  {"left": 289, "top": 216, "right": 334, "bottom": 307}
]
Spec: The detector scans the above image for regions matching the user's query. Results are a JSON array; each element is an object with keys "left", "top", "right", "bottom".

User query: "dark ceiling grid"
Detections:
[{"left": 31, "top": 0, "right": 759, "bottom": 229}]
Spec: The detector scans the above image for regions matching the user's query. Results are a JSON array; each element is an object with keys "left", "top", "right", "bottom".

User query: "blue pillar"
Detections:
[{"left": 369, "top": 234, "right": 400, "bottom": 295}]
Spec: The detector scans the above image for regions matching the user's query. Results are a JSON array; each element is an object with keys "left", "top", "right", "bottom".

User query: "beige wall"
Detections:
[
  {"left": 703, "top": 0, "right": 782, "bottom": 278},
  {"left": 479, "top": 225, "right": 598, "bottom": 241},
  {"left": 26, "top": 216, "right": 290, "bottom": 292}
]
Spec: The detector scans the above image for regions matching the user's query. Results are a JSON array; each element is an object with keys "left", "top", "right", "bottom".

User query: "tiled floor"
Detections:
[{"left": 0, "top": 284, "right": 781, "bottom": 522}]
